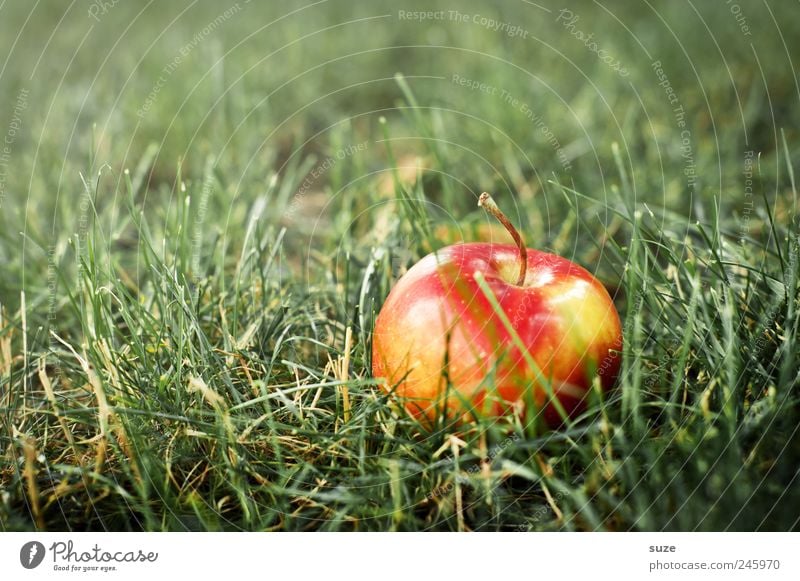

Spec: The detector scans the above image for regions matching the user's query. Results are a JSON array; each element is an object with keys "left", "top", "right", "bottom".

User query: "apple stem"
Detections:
[{"left": 478, "top": 192, "right": 528, "bottom": 285}]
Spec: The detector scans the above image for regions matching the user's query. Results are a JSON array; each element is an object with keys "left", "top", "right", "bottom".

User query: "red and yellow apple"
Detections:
[{"left": 372, "top": 194, "right": 622, "bottom": 427}]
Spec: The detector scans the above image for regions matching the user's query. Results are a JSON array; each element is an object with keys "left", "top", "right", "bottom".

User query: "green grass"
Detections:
[{"left": 1, "top": 0, "right": 799, "bottom": 531}]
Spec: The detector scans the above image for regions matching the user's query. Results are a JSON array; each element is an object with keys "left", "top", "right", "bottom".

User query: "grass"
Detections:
[{"left": 1, "top": 0, "right": 799, "bottom": 531}]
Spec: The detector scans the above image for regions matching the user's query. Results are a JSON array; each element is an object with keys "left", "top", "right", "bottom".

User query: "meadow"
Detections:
[{"left": 0, "top": 0, "right": 798, "bottom": 531}]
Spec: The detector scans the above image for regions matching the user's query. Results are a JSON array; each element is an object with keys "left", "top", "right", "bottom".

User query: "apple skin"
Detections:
[{"left": 372, "top": 242, "right": 622, "bottom": 427}]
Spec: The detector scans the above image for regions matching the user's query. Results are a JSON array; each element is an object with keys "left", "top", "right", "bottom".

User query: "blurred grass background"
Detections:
[{"left": 0, "top": 0, "right": 798, "bottom": 531}]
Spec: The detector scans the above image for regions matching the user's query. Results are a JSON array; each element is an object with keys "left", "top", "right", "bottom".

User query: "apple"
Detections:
[{"left": 372, "top": 193, "right": 622, "bottom": 427}]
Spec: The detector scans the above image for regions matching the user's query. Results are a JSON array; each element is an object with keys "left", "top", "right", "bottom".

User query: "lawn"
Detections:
[{"left": 1, "top": 0, "right": 799, "bottom": 531}]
